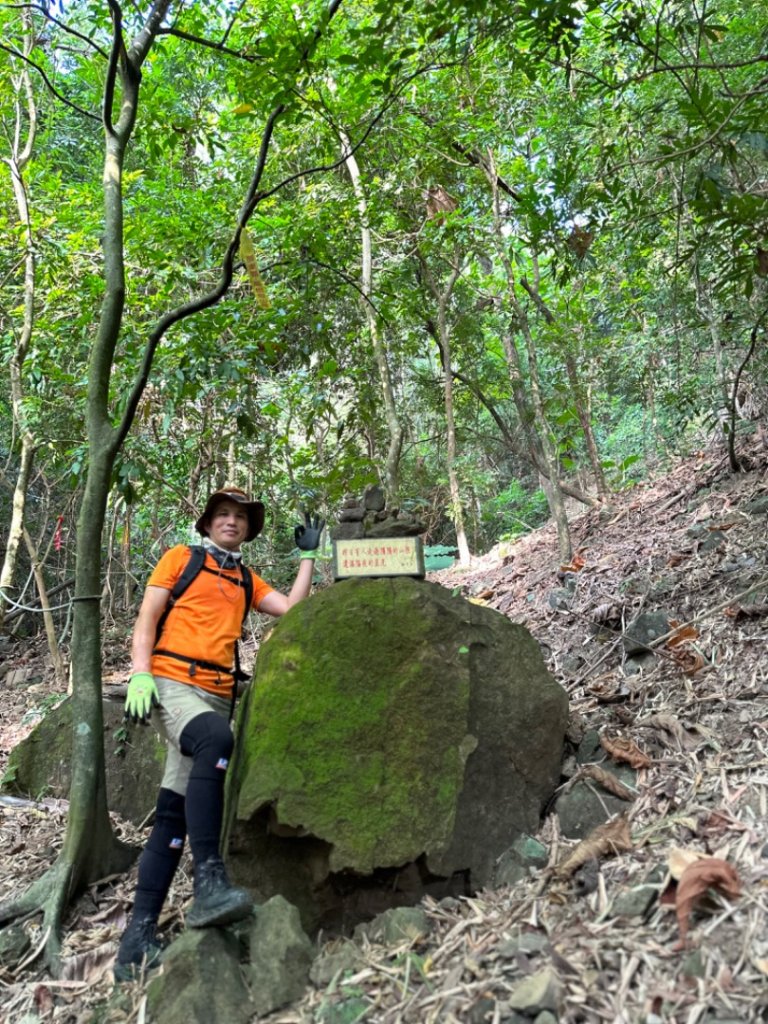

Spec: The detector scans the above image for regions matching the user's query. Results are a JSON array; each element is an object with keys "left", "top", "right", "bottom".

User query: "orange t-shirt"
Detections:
[{"left": 148, "top": 545, "right": 274, "bottom": 697}]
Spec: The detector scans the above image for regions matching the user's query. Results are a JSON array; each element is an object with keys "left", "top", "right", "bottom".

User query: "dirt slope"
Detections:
[{"left": 1, "top": 445, "right": 768, "bottom": 1022}]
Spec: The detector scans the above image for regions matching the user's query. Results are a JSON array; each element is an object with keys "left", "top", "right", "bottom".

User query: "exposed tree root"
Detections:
[{"left": 0, "top": 837, "right": 137, "bottom": 975}]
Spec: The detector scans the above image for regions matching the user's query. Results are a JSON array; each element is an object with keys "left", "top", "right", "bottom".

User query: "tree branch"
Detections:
[
  {"left": 158, "top": 25, "right": 260, "bottom": 63},
  {"left": 0, "top": 42, "right": 100, "bottom": 122},
  {"left": 2, "top": 3, "right": 110, "bottom": 59}
]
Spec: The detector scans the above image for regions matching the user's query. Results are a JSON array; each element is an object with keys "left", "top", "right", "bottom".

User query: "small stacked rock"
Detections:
[{"left": 331, "top": 485, "right": 426, "bottom": 540}]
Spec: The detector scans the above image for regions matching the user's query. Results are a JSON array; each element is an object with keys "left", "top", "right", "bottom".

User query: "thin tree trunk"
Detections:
[
  {"left": 23, "top": 528, "right": 66, "bottom": 686},
  {"left": 0, "top": 25, "right": 37, "bottom": 633},
  {"left": 341, "top": 132, "right": 403, "bottom": 501},
  {"left": 563, "top": 349, "right": 608, "bottom": 499},
  {"left": 421, "top": 258, "right": 471, "bottom": 566},
  {"left": 484, "top": 151, "right": 572, "bottom": 561}
]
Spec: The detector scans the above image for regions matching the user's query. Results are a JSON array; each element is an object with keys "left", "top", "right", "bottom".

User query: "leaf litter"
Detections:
[{"left": 2, "top": 445, "right": 768, "bottom": 1021}]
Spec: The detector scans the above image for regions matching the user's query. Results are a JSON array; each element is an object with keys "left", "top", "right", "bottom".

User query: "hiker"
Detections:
[{"left": 115, "top": 487, "right": 323, "bottom": 980}]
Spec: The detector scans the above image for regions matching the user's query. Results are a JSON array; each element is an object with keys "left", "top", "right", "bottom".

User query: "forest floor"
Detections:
[{"left": 2, "top": 440, "right": 768, "bottom": 1023}]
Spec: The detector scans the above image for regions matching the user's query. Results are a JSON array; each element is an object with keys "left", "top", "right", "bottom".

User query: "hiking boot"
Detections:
[
  {"left": 114, "top": 915, "right": 163, "bottom": 982},
  {"left": 187, "top": 857, "right": 253, "bottom": 928}
]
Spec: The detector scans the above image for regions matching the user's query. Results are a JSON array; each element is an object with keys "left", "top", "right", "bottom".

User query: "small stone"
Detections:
[
  {"left": 746, "top": 495, "right": 768, "bottom": 514},
  {"left": 699, "top": 530, "right": 727, "bottom": 553},
  {"left": 681, "top": 949, "right": 705, "bottom": 979},
  {"left": 362, "top": 485, "right": 386, "bottom": 512},
  {"left": 339, "top": 506, "right": 365, "bottom": 522},
  {"left": 534, "top": 1012, "right": 559, "bottom": 1024},
  {"left": 330, "top": 522, "right": 365, "bottom": 541},
  {"left": 310, "top": 942, "right": 360, "bottom": 986},
  {"left": 623, "top": 652, "right": 656, "bottom": 677},
  {"left": 611, "top": 884, "right": 657, "bottom": 919},
  {"left": 508, "top": 967, "right": 563, "bottom": 1014},
  {"left": 548, "top": 589, "right": 572, "bottom": 611},
  {"left": 497, "top": 932, "right": 550, "bottom": 958},
  {"left": 468, "top": 997, "right": 496, "bottom": 1023},
  {"left": 623, "top": 611, "right": 671, "bottom": 655},
  {"left": 354, "top": 906, "right": 431, "bottom": 945}
]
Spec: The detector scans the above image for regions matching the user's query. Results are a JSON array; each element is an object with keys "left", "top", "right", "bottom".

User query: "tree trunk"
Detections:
[
  {"left": 23, "top": 527, "right": 66, "bottom": 687},
  {"left": 0, "top": 27, "right": 37, "bottom": 634},
  {"left": 342, "top": 133, "right": 404, "bottom": 501},
  {"left": 563, "top": 350, "right": 608, "bottom": 499},
  {"left": 421, "top": 258, "right": 471, "bottom": 566},
  {"left": 484, "top": 151, "right": 572, "bottom": 561}
]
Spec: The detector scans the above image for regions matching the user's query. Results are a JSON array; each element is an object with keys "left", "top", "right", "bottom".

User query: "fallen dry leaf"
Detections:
[
  {"left": 668, "top": 847, "right": 707, "bottom": 880},
  {"left": 555, "top": 815, "right": 633, "bottom": 879},
  {"left": 671, "top": 648, "right": 706, "bottom": 676},
  {"left": 675, "top": 857, "right": 741, "bottom": 946},
  {"left": 665, "top": 623, "right": 700, "bottom": 648},
  {"left": 724, "top": 603, "right": 768, "bottom": 620},
  {"left": 600, "top": 734, "right": 652, "bottom": 769},
  {"left": 559, "top": 552, "right": 586, "bottom": 574},
  {"left": 578, "top": 764, "right": 636, "bottom": 801}
]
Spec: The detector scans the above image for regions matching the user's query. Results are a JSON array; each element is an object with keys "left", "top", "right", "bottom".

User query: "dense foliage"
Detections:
[{"left": 1, "top": 0, "right": 767, "bottom": 603}]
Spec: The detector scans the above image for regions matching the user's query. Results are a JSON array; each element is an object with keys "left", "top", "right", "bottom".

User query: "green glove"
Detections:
[{"left": 125, "top": 672, "right": 160, "bottom": 726}]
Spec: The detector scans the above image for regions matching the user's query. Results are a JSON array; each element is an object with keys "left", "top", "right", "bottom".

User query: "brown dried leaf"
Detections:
[
  {"left": 668, "top": 847, "right": 706, "bottom": 881},
  {"left": 578, "top": 764, "right": 636, "bottom": 801},
  {"left": 555, "top": 815, "right": 633, "bottom": 879},
  {"left": 600, "top": 734, "right": 652, "bottom": 769},
  {"left": 675, "top": 857, "right": 741, "bottom": 945},
  {"left": 559, "top": 552, "right": 586, "bottom": 574},
  {"left": 592, "top": 602, "right": 622, "bottom": 624},
  {"left": 671, "top": 648, "right": 706, "bottom": 676},
  {"left": 724, "top": 603, "right": 768, "bottom": 621},
  {"left": 665, "top": 624, "right": 700, "bottom": 648},
  {"left": 60, "top": 941, "right": 118, "bottom": 983}
]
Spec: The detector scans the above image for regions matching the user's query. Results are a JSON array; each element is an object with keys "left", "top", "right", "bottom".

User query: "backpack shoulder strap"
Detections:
[
  {"left": 155, "top": 545, "right": 206, "bottom": 644},
  {"left": 238, "top": 561, "right": 253, "bottom": 627}
]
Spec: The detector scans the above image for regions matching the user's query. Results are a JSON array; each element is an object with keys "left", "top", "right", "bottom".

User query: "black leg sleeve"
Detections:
[
  {"left": 132, "top": 787, "right": 187, "bottom": 922},
  {"left": 179, "top": 711, "right": 234, "bottom": 866}
]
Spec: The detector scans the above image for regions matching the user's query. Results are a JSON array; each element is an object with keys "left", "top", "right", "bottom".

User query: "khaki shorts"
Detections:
[{"left": 153, "top": 675, "right": 233, "bottom": 796}]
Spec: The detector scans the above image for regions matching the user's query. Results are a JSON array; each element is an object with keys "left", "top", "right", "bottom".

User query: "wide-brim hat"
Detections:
[{"left": 195, "top": 487, "right": 265, "bottom": 543}]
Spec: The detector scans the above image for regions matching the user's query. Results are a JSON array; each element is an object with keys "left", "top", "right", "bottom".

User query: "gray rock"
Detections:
[
  {"left": 682, "top": 949, "right": 705, "bottom": 978},
  {"left": 310, "top": 941, "right": 361, "bottom": 986},
  {"left": 576, "top": 730, "right": 602, "bottom": 764},
  {"left": 623, "top": 611, "right": 671, "bottom": 654},
  {"left": 497, "top": 932, "right": 550, "bottom": 958},
  {"left": 146, "top": 929, "right": 252, "bottom": 1024},
  {"left": 3, "top": 697, "right": 166, "bottom": 824},
  {"left": 494, "top": 835, "right": 549, "bottom": 886},
  {"left": 555, "top": 764, "right": 636, "bottom": 839},
  {"left": 363, "top": 485, "right": 386, "bottom": 512},
  {"left": 548, "top": 589, "right": 572, "bottom": 611},
  {"left": 0, "top": 924, "right": 31, "bottom": 967},
  {"left": 227, "top": 578, "right": 568, "bottom": 931},
  {"left": 247, "top": 896, "right": 314, "bottom": 1016},
  {"left": 611, "top": 883, "right": 658, "bottom": 919},
  {"left": 339, "top": 506, "right": 366, "bottom": 522},
  {"left": 364, "top": 515, "right": 425, "bottom": 538},
  {"left": 746, "top": 495, "right": 768, "bottom": 514},
  {"left": 508, "top": 967, "right": 563, "bottom": 1014},
  {"left": 623, "top": 652, "right": 657, "bottom": 677},
  {"left": 355, "top": 906, "right": 431, "bottom": 945},
  {"left": 330, "top": 522, "right": 365, "bottom": 541},
  {"left": 686, "top": 524, "right": 709, "bottom": 539},
  {"left": 534, "top": 1013, "right": 559, "bottom": 1024},
  {"left": 699, "top": 530, "right": 727, "bottom": 553},
  {"left": 468, "top": 997, "right": 496, "bottom": 1023}
]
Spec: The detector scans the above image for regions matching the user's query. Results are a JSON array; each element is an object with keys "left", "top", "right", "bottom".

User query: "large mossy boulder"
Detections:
[
  {"left": 2, "top": 696, "right": 166, "bottom": 823},
  {"left": 225, "top": 577, "right": 567, "bottom": 931}
]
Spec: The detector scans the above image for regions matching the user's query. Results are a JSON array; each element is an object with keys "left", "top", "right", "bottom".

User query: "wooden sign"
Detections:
[{"left": 333, "top": 537, "right": 425, "bottom": 580}]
